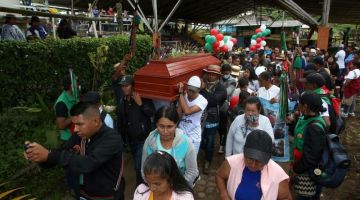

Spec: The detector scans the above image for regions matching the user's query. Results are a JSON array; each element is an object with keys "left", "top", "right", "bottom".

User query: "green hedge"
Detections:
[
  {"left": 0, "top": 35, "right": 152, "bottom": 198},
  {"left": 0, "top": 34, "right": 152, "bottom": 111}
]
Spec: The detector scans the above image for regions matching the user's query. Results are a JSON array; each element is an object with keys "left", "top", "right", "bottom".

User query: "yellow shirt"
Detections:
[{"left": 148, "top": 192, "right": 172, "bottom": 200}]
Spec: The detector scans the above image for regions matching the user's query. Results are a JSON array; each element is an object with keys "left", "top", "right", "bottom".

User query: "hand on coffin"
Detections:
[
  {"left": 132, "top": 91, "right": 143, "bottom": 106},
  {"left": 178, "top": 82, "right": 185, "bottom": 94}
]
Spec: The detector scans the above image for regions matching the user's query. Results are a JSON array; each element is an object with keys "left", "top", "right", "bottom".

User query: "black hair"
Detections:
[
  {"left": 223, "top": 54, "right": 230, "bottom": 60},
  {"left": 303, "top": 69, "right": 317, "bottom": 78},
  {"left": 244, "top": 96, "right": 263, "bottom": 113},
  {"left": 259, "top": 71, "right": 272, "bottom": 81},
  {"left": 70, "top": 102, "right": 99, "bottom": 116},
  {"left": 242, "top": 66, "right": 258, "bottom": 81},
  {"left": 143, "top": 151, "right": 194, "bottom": 195},
  {"left": 155, "top": 106, "right": 179, "bottom": 124},
  {"left": 353, "top": 61, "right": 360, "bottom": 69},
  {"left": 239, "top": 91, "right": 250, "bottom": 106},
  {"left": 221, "top": 64, "right": 232, "bottom": 72},
  {"left": 63, "top": 73, "right": 72, "bottom": 91},
  {"left": 238, "top": 77, "right": 249, "bottom": 87},
  {"left": 232, "top": 55, "right": 239, "bottom": 60},
  {"left": 5, "top": 14, "right": 16, "bottom": 24},
  {"left": 30, "top": 16, "right": 40, "bottom": 24}
]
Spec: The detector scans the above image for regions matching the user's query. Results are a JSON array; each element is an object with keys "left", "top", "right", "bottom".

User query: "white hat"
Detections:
[
  {"left": 310, "top": 49, "right": 316, "bottom": 54},
  {"left": 255, "top": 66, "right": 267, "bottom": 76},
  {"left": 187, "top": 76, "right": 201, "bottom": 89}
]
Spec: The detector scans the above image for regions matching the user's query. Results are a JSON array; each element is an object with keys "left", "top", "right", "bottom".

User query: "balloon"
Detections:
[
  {"left": 219, "top": 40, "right": 225, "bottom": 47},
  {"left": 250, "top": 40, "right": 257, "bottom": 46},
  {"left": 216, "top": 33, "right": 224, "bottom": 41},
  {"left": 209, "top": 35, "right": 217, "bottom": 43},
  {"left": 255, "top": 28, "right": 261, "bottom": 33},
  {"left": 260, "top": 24, "right": 266, "bottom": 32},
  {"left": 250, "top": 45, "right": 257, "bottom": 51},
  {"left": 256, "top": 32, "right": 262, "bottom": 38},
  {"left": 205, "top": 43, "right": 213, "bottom": 52},
  {"left": 261, "top": 36, "right": 266, "bottom": 40},
  {"left": 205, "top": 35, "right": 211, "bottom": 43},
  {"left": 251, "top": 35, "right": 257, "bottom": 40},
  {"left": 221, "top": 45, "right": 229, "bottom": 52},
  {"left": 256, "top": 38, "right": 262, "bottom": 43},
  {"left": 210, "top": 28, "right": 218, "bottom": 36},
  {"left": 260, "top": 40, "right": 267, "bottom": 47},
  {"left": 255, "top": 44, "right": 261, "bottom": 49},
  {"left": 224, "top": 36, "right": 231, "bottom": 43},
  {"left": 226, "top": 41, "right": 234, "bottom": 49},
  {"left": 213, "top": 41, "right": 220, "bottom": 48},
  {"left": 214, "top": 46, "right": 220, "bottom": 53},
  {"left": 259, "top": 46, "right": 264, "bottom": 50},
  {"left": 265, "top": 29, "right": 271, "bottom": 35},
  {"left": 230, "top": 38, "right": 237, "bottom": 45}
]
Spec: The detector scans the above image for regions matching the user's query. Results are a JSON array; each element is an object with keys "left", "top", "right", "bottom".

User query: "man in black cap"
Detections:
[
  {"left": 82, "top": 91, "right": 114, "bottom": 129},
  {"left": 313, "top": 56, "right": 335, "bottom": 91},
  {"left": 115, "top": 75, "right": 155, "bottom": 187}
]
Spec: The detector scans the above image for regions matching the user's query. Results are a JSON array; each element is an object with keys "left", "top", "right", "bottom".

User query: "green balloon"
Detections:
[
  {"left": 205, "top": 35, "right": 211, "bottom": 43},
  {"left": 205, "top": 42, "right": 213, "bottom": 52},
  {"left": 265, "top": 29, "right": 271, "bottom": 35},
  {"left": 251, "top": 35, "right": 257, "bottom": 40},
  {"left": 224, "top": 36, "right": 230, "bottom": 43},
  {"left": 256, "top": 32, "right": 262, "bottom": 38},
  {"left": 209, "top": 35, "right": 217, "bottom": 43}
]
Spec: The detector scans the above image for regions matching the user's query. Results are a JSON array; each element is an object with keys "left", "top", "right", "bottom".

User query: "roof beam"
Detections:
[{"left": 275, "top": 0, "right": 319, "bottom": 27}]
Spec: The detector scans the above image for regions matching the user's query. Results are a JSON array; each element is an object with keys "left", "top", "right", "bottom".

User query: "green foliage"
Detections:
[
  {"left": 0, "top": 34, "right": 152, "bottom": 111},
  {"left": 88, "top": 44, "right": 110, "bottom": 90}
]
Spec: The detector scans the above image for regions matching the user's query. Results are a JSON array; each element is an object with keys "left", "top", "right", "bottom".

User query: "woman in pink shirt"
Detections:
[{"left": 216, "top": 130, "right": 292, "bottom": 200}]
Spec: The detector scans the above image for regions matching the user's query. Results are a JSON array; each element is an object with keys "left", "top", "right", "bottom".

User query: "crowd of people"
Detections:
[{"left": 21, "top": 38, "right": 359, "bottom": 200}]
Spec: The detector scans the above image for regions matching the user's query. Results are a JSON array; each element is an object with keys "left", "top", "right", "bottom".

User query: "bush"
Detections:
[
  {"left": 0, "top": 34, "right": 152, "bottom": 111},
  {"left": 0, "top": 35, "right": 152, "bottom": 198}
]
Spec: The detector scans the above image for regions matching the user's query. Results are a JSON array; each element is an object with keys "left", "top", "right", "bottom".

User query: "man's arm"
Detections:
[{"left": 178, "top": 94, "right": 201, "bottom": 115}]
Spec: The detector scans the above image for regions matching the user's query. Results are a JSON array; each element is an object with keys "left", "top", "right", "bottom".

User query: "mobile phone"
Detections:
[{"left": 24, "top": 142, "right": 31, "bottom": 151}]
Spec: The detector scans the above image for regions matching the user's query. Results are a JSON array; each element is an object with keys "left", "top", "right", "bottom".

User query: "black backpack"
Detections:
[{"left": 309, "top": 122, "right": 351, "bottom": 188}]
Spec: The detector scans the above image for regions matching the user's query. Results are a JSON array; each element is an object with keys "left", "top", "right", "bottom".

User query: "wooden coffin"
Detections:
[{"left": 134, "top": 54, "right": 221, "bottom": 101}]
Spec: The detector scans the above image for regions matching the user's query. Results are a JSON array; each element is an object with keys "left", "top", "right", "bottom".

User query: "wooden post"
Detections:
[
  {"left": 51, "top": 17, "right": 56, "bottom": 39},
  {"left": 317, "top": 26, "right": 330, "bottom": 50}
]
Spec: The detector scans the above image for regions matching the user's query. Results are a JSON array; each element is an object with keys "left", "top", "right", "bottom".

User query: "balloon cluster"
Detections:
[
  {"left": 249, "top": 24, "right": 271, "bottom": 52},
  {"left": 204, "top": 29, "right": 238, "bottom": 53}
]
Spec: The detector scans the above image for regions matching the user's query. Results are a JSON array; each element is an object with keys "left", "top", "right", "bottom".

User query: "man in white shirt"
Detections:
[
  {"left": 257, "top": 71, "right": 280, "bottom": 103},
  {"left": 335, "top": 44, "right": 346, "bottom": 76},
  {"left": 177, "top": 76, "right": 208, "bottom": 155},
  {"left": 82, "top": 91, "right": 114, "bottom": 129}
]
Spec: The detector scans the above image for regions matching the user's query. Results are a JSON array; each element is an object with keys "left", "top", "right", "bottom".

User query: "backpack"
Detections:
[
  {"left": 308, "top": 122, "right": 351, "bottom": 188},
  {"left": 319, "top": 94, "right": 344, "bottom": 135}
]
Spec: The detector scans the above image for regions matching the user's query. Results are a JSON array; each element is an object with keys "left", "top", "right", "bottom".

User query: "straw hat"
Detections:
[
  {"left": 203, "top": 65, "right": 222, "bottom": 75},
  {"left": 231, "top": 65, "right": 241, "bottom": 77}
]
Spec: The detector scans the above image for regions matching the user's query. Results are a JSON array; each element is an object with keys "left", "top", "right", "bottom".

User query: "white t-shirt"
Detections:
[
  {"left": 345, "top": 69, "right": 360, "bottom": 80},
  {"left": 257, "top": 85, "right": 280, "bottom": 102},
  {"left": 231, "top": 88, "right": 254, "bottom": 98},
  {"left": 335, "top": 50, "right": 346, "bottom": 69},
  {"left": 178, "top": 94, "right": 208, "bottom": 143},
  {"left": 320, "top": 100, "right": 329, "bottom": 117},
  {"left": 225, "top": 114, "right": 274, "bottom": 157}
]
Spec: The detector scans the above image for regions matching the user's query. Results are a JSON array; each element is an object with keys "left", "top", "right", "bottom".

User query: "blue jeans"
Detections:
[
  {"left": 202, "top": 126, "right": 218, "bottom": 162},
  {"left": 129, "top": 142, "right": 144, "bottom": 186}
]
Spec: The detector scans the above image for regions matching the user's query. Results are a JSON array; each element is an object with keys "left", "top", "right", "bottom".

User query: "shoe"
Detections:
[
  {"left": 218, "top": 145, "right": 224, "bottom": 154},
  {"left": 341, "top": 112, "right": 348, "bottom": 118},
  {"left": 349, "top": 112, "right": 356, "bottom": 117},
  {"left": 203, "top": 161, "right": 210, "bottom": 175}
]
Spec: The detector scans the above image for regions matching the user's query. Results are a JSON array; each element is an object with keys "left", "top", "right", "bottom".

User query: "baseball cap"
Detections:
[
  {"left": 299, "top": 91, "right": 326, "bottom": 113},
  {"left": 118, "top": 75, "right": 134, "bottom": 86},
  {"left": 187, "top": 76, "right": 201, "bottom": 91},
  {"left": 82, "top": 91, "right": 100, "bottom": 104},
  {"left": 244, "top": 130, "right": 273, "bottom": 164}
]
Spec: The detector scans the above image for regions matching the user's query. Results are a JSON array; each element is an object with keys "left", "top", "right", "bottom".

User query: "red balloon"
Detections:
[
  {"left": 210, "top": 28, "right": 218, "bottom": 36},
  {"left": 250, "top": 45, "right": 257, "bottom": 51},
  {"left": 229, "top": 96, "right": 239, "bottom": 110},
  {"left": 221, "top": 45, "right": 229, "bottom": 52},
  {"left": 261, "top": 36, "right": 266, "bottom": 40},
  {"left": 255, "top": 28, "right": 261, "bottom": 33},
  {"left": 213, "top": 41, "right": 220, "bottom": 48},
  {"left": 231, "top": 38, "right": 237, "bottom": 45},
  {"left": 214, "top": 47, "right": 220, "bottom": 53},
  {"left": 256, "top": 38, "right": 262, "bottom": 43},
  {"left": 216, "top": 33, "right": 224, "bottom": 41},
  {"left": 255, "top": 44, "right": 261, "bottom": 49}
]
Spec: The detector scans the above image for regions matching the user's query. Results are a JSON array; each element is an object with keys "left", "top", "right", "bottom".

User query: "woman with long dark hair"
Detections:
[
  {"left": 242, "top": 66, "right": 260, "bottom": 92},
  {"left": 134, "top": 151, "right": 194, "bottom": 200},
  {"left": 142, "top": 106, "right": 199, "bottom": 187}
]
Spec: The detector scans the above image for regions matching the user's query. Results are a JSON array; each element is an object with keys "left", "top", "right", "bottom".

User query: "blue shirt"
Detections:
[{"left": 235, "top": 167, "right": 262, "bottom": 200}]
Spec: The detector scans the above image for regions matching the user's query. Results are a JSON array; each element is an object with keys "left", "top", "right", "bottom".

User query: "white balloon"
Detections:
[
  {"left": 260, "top": 40, "right": 267, "bottom": 47},
  {"left": 251, "top": 40, "right": 257, "bottom": 46},
  {"left": 226, "top": 41, "right": 234, "bottom": 49},
  {"left": 227, "top": 45, "right": 233, "bottom": 52},
  {"left": 219, "top": 40, "right": 225, "bottom": 47},
  {"left": 260, "top": 24, "right": 266, "bottom": 32}
]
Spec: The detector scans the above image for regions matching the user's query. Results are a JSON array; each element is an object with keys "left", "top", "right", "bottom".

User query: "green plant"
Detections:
[{"left": 88, "top": 44, "right": 110, "bottom": 90}]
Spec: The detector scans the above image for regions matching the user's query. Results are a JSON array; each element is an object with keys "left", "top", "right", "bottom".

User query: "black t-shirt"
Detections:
[{"left": 55, "top": 102, "right": 68, "bottom": 118}]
